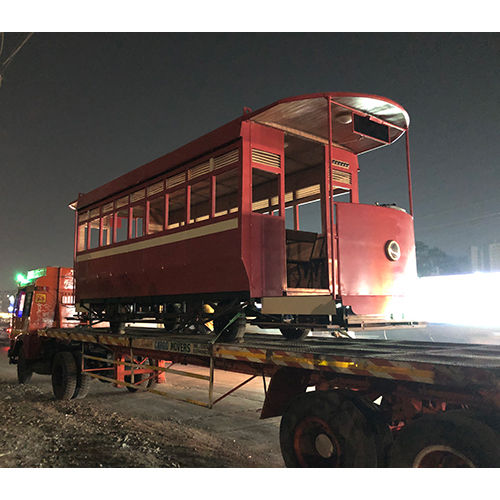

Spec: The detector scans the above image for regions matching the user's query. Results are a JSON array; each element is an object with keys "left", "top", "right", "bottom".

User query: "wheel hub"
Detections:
[
  {"left": 294, "top": 417, "right": 341, "bottom": 467},
  {"left": 315, "top": 433, "right": 335, "bottom": 458}
]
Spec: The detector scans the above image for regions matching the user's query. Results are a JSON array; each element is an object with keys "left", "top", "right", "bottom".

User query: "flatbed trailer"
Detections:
[{"left": 9, "top": 326, "right": 500, "bottom": 467}]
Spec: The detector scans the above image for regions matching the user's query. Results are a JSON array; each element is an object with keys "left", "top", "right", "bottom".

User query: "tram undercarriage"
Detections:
[{"left": 78, "top": 293, "right": 418, "bottom": 342}]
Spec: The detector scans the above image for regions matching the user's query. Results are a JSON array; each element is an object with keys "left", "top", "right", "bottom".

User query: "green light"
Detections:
[
  {"left": 27, "top": 268, "right": 46, "bottom": 281},
  {"left": 15, "top": 268, "right": 46, "bottom": 287},
  {"left": 15, "top": 273, "right": 30, "bottom": 286}
]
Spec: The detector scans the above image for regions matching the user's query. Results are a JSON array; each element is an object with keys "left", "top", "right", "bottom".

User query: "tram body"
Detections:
[{"left": 72, "top": 93, "right": 417, "bottom": 337}]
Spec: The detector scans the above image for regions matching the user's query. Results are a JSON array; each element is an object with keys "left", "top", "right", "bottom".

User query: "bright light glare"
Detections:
[{"left": 412, "top": 272, "right": 500, "bottom": 328}]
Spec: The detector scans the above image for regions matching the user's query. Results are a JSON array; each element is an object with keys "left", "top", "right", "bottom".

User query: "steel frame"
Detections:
[{"left": 81, "top": 348, "right": 268, "bottom": 409}]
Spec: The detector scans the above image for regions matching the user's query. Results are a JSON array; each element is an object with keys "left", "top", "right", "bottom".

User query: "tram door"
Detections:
[{"left": 284, "top": 135, "right": 329, "bottom": 291}]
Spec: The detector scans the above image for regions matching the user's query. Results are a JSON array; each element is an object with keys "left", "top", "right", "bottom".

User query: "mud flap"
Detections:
[{"left": 260, "top": 367, "right": 310, "bottom": 419}]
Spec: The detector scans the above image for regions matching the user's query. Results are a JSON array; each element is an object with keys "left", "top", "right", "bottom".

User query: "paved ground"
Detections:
[
  {"left": 1, "top": 322, "right": 498, "bottom": 468},
  {"left": 0, "top": 336, "right": 283, "bottom": 468}
]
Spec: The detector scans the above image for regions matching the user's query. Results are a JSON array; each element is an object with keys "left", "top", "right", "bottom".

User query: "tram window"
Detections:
[
  {"left": 298, "top": 200, "right": 322, "bottom": 234},
  {"left": 333, "top": 188, "right": 351, "bottom": 202},
  {"left": 131, "top": 205, "right": 145, "bottom": 238},
  {"left": 148, "top": 196, "right": 165, "bottom": 234},
  {"left": 252, "top": 169, "right": 279, "bottom": 215},
  {"left": 115, "top": 207, "right": 129, "bottom": 242},
  {"left": 168, "top": 189, "right": 185, "bottom": 229},
  {"left": 215, "top": 168, "right": 239, "bottom": 216},
  {"left": 89, "top": 219, "right": 100, "bottom": 249},
  {"left": 190, "top": 179, "right": 211, "bottom": 223},
  {"left": 77, "top": 223, "right": 88, "bottom": 252},
  {"left": 101, "top": 214, "right": 113, "bottom": 246},
  {"left": 285, "top": 206, "right": 294, "bottom": 229}
]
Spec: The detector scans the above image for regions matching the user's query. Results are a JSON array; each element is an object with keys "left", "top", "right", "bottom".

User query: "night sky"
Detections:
[{"left": 0, "top": 32, "right": 499, "bottom": 291}]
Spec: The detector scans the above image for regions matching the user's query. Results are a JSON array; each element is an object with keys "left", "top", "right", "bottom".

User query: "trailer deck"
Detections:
[
  {"left": 10, "top": 326, "right": 500, "bottom": 466},
  {"left": 36, "top": 327, "right": 500, "bottom": 392}
]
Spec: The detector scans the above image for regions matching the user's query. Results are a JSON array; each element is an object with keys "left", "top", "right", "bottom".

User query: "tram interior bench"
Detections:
[{"left": 286, "top": 229, "right": 327, "bottom": 289}]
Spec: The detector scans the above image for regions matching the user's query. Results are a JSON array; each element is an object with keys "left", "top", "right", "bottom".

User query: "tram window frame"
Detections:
[
  {"left": 148, "top": 193, "right": 167, "bottom": 234},
  {"left": 115, "top": 206, "right": 130, "bottom": 243},
  {"left": 77, "top": 221, "right": 88, "bottom": 252},
  {"left": 130, "top": 202, "right": 146, "bottom": 239},
  {"left": 88, "top": 216, "right": 101, "bottom": 249},
  {"left": 252, "top": 168, "right": 281, "bottom": 216},
  {"left": 215, "top": 167, "right": 240, "bottom": 217},
  {"left": 167, "top": 188, "right": 186, "bottom": 229},
  {"left": 189, "top": 178, "right": 211, "bottom": 224},
  {"left": 101, "top": 212, "right": 114, "bottom": 246}
]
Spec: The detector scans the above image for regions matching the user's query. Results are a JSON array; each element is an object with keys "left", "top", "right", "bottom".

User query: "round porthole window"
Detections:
[{"left": 385, "top": 240, "right": 401, "bottom": 261}]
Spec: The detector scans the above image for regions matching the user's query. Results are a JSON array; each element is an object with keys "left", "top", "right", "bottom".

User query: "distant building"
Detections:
[
  {"left": 489, "top": 243, "right": 500, "bottom": 271},
  {"left": 0, "top": 291, "right": 16, "bottom": 314},
  {"left": 470, "top": 243, "right": 500, "bottom": 272}
]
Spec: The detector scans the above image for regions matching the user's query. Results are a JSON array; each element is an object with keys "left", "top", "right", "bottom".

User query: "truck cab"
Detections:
[{"left": 9, "top": 267, "right": 78, "bottom": 372}]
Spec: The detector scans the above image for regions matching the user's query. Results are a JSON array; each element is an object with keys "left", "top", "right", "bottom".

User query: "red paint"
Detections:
[
  {"left": 336, "top": 203, "right": 416, "bottom": 315},
  {"left": 72, "top": 92, "right": 416, "bottom": 319}
]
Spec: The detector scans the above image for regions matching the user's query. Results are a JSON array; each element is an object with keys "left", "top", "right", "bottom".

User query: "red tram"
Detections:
[{"left": 72, "top": 92, "right": 417, "bottom": 340}]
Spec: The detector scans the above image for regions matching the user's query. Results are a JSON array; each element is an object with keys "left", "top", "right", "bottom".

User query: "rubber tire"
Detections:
[
  {"left": 352, "top": 396, "right": 393, "bottom": 467},
  {"left": 17, "top": 350, "right": 33, "bottom": 384},
  {"left": 280, "top": 390, "right": 378, "bottom": 467},
  {"left": 72, "top": 353, "right": 91, "bottom": 400},
  {"left": 52, "top": 352, "right": 78, "bottom": 401},
  {"left": 389, "top": 411, "right": 500, "bottom": 467},
  {"left": 216, "top": 314, "right": 246, "bottom": 342},
  {"left": 280, "top": 327, "right": 310, "bottom": 341}
]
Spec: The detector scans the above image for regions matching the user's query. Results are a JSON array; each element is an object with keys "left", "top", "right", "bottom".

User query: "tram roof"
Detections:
[
  {"left": 73, "top": 92, "right": 409, "bottom": 210},
  {"left": 248, "top": 92, "right": 409, "bottom": 154}
]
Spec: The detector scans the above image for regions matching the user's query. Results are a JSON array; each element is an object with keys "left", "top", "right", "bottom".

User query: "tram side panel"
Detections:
[{"left": 75, "top": 221, "right": 250, "bottom": 303}]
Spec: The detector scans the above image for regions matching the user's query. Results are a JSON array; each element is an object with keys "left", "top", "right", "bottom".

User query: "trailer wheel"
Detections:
[
  {"left": 352, "top": 396, "right": 393, "bottom": 467},
  {"left": 17, "top": 350, "right": 33, "bottom": 384},
  {"left": 280, "top": 390, "right": 378, "bottom": 467},
  {"left": 389, "top": 411, "right": 500, "bottom": 467},
  {"left": 51, "top": 352, "right": 78, "bottom": 400},
  {"left": 72, "top": 353, "right": 91, "bottom": 400},
  {"left": 279, "top": 327, "right": 310, "bottom": 341}
]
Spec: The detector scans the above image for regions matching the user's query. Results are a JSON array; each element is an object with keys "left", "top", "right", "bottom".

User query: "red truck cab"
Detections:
[{"left": 9, "top": 267, "right": 78, "bottom": 373}]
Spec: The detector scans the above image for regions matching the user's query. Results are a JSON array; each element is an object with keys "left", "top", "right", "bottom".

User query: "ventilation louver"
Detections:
[{"left": 252, "top": 149, "right": 280, "bottom": 168}]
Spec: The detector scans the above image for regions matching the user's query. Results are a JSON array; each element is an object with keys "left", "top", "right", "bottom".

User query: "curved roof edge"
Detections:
[{"left": 75, "top": 92, "right": 409, "bottom": 210}]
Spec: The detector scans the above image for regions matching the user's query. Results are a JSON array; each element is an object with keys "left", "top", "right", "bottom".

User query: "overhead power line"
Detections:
[{"left": 0, "top": 32, "right": 34, "bottom": 88}]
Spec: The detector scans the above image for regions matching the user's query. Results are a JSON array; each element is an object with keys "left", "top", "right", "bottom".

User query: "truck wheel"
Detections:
[
  {"left": 17, "top": 350, "right": 33, "bottom": 384},
  {"left": 52, "top": 352, "right": 78, "bottom": 400},
  {"left": 389, "top": 411, "right": 500, "bottom": 467},
  {"left": 279, "top": 327, "right": 310, "bottom": 341},
  {"left": 279, "top": 390, "right": 378, "bottom": 467},
  {"left": 352, "top": 396, "right": 393, "bottom": 467},
  {"left": 72, "top": 353, "right": 91, "bottom": 400}
]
